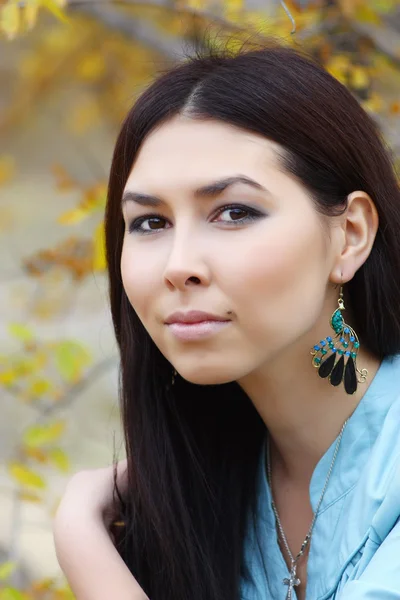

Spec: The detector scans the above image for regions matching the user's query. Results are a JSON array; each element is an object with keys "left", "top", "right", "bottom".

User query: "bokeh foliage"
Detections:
[{"left": 1, "top": 0, "right": 400, "bottom": 598}]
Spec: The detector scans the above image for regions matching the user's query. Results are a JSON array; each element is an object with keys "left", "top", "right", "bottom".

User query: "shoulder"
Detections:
[
  {"left": 361, "top": 355, "right": 400, "bottom": 541},
  {"left": 341, "top": 355, "right": 400, "bottom": 541}
]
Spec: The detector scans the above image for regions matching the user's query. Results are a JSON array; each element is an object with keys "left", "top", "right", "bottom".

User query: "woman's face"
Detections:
[{"left": 121, "top": 115, "right": 338, "bottom": 385}]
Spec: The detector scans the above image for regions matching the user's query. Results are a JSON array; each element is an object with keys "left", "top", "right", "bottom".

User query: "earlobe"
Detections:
[{"left": 331, "top": 190, "right": 379, "bottom": 284}]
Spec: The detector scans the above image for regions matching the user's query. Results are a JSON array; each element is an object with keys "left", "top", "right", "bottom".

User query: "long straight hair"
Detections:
[{"left": 105, "top": 39, "right": 400, "bottom": 600}]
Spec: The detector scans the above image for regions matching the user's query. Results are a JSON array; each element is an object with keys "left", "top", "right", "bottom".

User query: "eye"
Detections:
[
  {"left": 213, "top": 204, "right": 260, "bottom": 224},
  {"left": 128, "top": 215, "right": 170, "bottom": 234},
  {"left": 127, "top": 204, "right": 264, "bottom": 235}
]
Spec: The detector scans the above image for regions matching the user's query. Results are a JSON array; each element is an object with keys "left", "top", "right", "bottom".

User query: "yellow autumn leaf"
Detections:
[
  {"left": 30, "top": 578, "right": 55, "bottom": 593},
  {"left": 48, "top": 447, "right": 70, "bottom": 472},
  {"left": 184, "top": 0, "right": 207, "bottom": 9},
  {"left": 325, "top": 54, "right": 351, "bottom": 85},
  {"left": 0, "top": 562, "right": 17, "bottom": 581},
  {"left": 390, "top": 101, "right": 400, "bottom": 115},
  {"left": 338, "top": 0, "right": 362, "bottom": 18},
  {"left": 76, "top": 53, "right": 106, "bottom": 82},
  {"left": 23, "top": 421, "right": 66, "bottom": 448},
  {"left": 55, "top": 340, "right": 91, "bottom": 382},
  {"left": 19, "top": 490, "right": 42, "bottom": 503},
  {"left": 93, "top": 220, "right": 106, "bottom": 271},
  {"left": 223, "top": 0, "right": 244, "bottom": 20},
  {"left": 0, "top": 587, "right": 29, "bottom": 600},
  {"left": 57, "top": 207, "right": 89, "bottom": 225},
  {"left": 23, "top": 0, "right": 39, "bottom": 30},
  {"left": 14, "top": 357, "right": 35, "bottom": 377},
  {"left": 0, "top": 2, "right": 20, "bottom": 40},
  {"left": 227, "top": 0, "right": 243, "bottom": 8},
  {"left": 58, "top": 184, "right": 106, "bottom": 225},
  {"left": 53, "top": 586, "right": 75, "bottom": 600},
  {"left": 8, "top": 463, "right": 46, "bottom": 489},
  {"left": 40, "top": 0, "right": 69, "bottom": 23},
  {"left": 354, "top": 4, "right": 382, "bottom": 24},
  {"left": 349, "top": 66, "right": 369, "bottom": 90},
  {"left": 0, "top": 369, "right": 17, "bottom": 387},
  {"left": 51, "top": 164, "right": 77, "bottom": 191},
  {"left": 66, "top": 99, "right": 101, "bottom": 135},
  {"left": 0, "top": 156, "right": 15, "bottom": 185},
  {"left": 8, "top": 322, "right": 34, "bottom": 342},
  {"left": 23, "top": 446, "right": 49, "bottom": 463},
  {"left": 362, "top": 92, "right": 384, "bottom": 114},
  {"left": 29, "top": 377, "right": 52, "bottom": 396}
]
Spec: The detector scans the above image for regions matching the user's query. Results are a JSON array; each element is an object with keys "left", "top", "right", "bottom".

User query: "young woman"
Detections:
[{"left": 53, "top": 40, "right": 400, "bottom": 600}]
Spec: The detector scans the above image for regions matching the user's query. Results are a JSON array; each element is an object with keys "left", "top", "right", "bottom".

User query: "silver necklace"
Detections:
[{"left": 266, "top": 419, "right": 348, "bottom": 600}]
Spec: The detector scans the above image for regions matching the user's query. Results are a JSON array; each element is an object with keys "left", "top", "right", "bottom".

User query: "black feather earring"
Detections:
[{"left": 310, "top": 284, "right": 368, "bottom": 395}]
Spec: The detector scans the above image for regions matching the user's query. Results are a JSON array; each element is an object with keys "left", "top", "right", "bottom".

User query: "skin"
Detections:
[{"left": 120, "top": 114, "right": 380, "bottom": 598}]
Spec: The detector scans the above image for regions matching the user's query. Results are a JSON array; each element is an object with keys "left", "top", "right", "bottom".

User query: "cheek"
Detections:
[
  {"left": 120, "top": 243, "right": 158, "bottom": 319},
  {"left": 226, "top": 217, "right": 327, "bottom": 341}
]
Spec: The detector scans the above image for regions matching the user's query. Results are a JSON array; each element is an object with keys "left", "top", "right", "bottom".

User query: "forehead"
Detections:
[{"left": 125, "top": 115, "right": 283, "bottom": 190}]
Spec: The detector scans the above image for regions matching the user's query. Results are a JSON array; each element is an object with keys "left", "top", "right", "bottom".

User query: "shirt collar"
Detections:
[
  {"left": 309, "top": 353, "right": 400, "bottom": 511},
  {"left": 259, "top": 354, "right": 400, "bottom": 512}
]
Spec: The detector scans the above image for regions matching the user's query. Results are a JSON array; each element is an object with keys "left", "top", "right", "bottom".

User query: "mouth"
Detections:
[
  {"left": 166, "top": 319, "right": 232, "bottom": 341},
  {"left": 165, "top": 310, "right": 231, "bottom": 325}
]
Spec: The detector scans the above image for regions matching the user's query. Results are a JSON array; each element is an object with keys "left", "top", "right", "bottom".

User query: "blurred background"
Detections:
[{"left": 1, "top": 0, "right": 400, "bottom": 597}]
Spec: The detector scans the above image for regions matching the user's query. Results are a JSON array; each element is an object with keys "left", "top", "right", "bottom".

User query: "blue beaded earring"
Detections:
[{"left": 311, "top": 284, "right": 368, "bottom": 395}]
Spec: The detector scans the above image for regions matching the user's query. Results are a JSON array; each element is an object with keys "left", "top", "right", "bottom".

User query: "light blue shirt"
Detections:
[{"left": 241, "top": 353, "right": 400, "bottom": 600}]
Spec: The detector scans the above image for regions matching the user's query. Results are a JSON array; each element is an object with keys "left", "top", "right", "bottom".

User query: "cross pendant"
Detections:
[{"left": 283, "top": 563, "right": 301, "bottom": 600}]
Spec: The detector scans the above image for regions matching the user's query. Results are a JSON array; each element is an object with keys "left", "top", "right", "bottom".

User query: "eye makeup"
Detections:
[{"left": 127, "top": 203, "right": 266, "bottom": 235}]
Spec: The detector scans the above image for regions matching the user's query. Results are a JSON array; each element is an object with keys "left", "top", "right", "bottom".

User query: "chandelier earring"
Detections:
[{"left": 310, "top": 277, "right": 368, "bottom": 394}]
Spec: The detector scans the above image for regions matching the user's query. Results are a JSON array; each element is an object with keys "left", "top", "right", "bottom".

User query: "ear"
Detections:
[{"left": 330, "top": 191, "right": 379, "bottom": 284}]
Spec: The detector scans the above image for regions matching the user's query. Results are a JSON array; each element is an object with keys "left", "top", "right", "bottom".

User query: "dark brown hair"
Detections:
[{"left": 105, "top": 40, "right": 400, "bottom": 600}]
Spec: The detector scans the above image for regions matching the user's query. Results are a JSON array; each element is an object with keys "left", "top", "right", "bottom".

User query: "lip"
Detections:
[
  {"left": 166, "top": 320, "right": 231, "bottom": 341},
  {"left": 164, "top": 310, "right": 231, "bottom": 325}
]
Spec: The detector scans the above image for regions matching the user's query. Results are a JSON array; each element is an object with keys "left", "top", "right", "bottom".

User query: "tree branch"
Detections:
[
  {"left": 67, "top": 2, "right": 197, "bottom": 59},
  {"left": 351, "top": 19, "right": 400, "bottom": 68},
  {"left": 40, "top": 355, "right": 118, "bottom": 418}
]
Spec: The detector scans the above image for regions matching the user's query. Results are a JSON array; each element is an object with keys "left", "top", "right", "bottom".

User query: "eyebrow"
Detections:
[{"left": 121, "top": 175, "right": 269, "bottom": 208}]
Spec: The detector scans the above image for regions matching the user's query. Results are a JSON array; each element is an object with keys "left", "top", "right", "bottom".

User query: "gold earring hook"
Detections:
[{"left": 339, "top": 273, "right": 345, "bottom": 310}]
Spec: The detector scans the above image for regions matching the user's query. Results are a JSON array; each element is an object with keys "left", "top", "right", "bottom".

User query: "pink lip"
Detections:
[
  {"left": 165, "top": 310, "right": 231, "bottom": 325},
  {"left": 166, "top": 320, "right": 231, "bottom": 341}
]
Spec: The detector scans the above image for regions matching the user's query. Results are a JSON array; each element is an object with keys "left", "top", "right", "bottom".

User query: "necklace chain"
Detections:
[{"left": 266, "top": 419, "right": 348, "bottom": 569}]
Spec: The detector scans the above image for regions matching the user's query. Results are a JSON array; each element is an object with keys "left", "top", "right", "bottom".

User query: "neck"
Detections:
[{"left": 238, "top": 340, "right": 381, "bottom": 486}]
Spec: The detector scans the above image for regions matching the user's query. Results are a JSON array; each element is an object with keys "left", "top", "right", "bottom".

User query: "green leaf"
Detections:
[
  {"left": 8, "top": 323, "right": 34, "bottom": 342},
  {"left": 48, "top": 447, "right": 70, "bottom": 472},
  {"left": 369, "top": 0, "right": 397, "bottom": 13},
  {"left": 0, "top": 562, "right": 17, "bottom": 581},
  {"left": 0, "top": 3, "right": 20, "bottom": 40},
  {"left": 55, "top": 341, "right": 91, "bottom": 382},
  {"left": 0, "top": 587, "right": 28, "bottom": 600}
]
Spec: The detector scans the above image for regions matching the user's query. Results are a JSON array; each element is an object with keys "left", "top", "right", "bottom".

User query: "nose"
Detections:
[{"left": 163, "top": 227, "right": 210, "bottom": 291}]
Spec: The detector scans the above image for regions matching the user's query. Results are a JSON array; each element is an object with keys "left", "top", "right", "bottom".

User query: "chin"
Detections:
[{"left": 177, "top": 368, "right": 239, "bottom": 387}]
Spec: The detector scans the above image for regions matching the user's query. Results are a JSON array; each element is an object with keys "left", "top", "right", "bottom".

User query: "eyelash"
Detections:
[{"left": 127, "top": 204, "right": 264, "bottom": 235}]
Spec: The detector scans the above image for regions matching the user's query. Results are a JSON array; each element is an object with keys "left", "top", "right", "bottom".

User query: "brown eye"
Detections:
[
  {"left": 129, "top": 215, "right": 170, "bottom": 234},
  {"left": 213, "top": 204, "right": 264, "bottom": 226},
  {"left": 127, "top": 204, "right": 265, "bottom": 235},
  {"left": 216, "top": 207, "right": 248, "bottom": 221}
]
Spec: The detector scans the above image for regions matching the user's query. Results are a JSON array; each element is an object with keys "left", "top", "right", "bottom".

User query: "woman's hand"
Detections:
[
  {"left": 53, "top": 459, "right": 149, "bottom": 600},
  {"left": 55, "top": 458, "right": 128, "bottom": 541}
]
